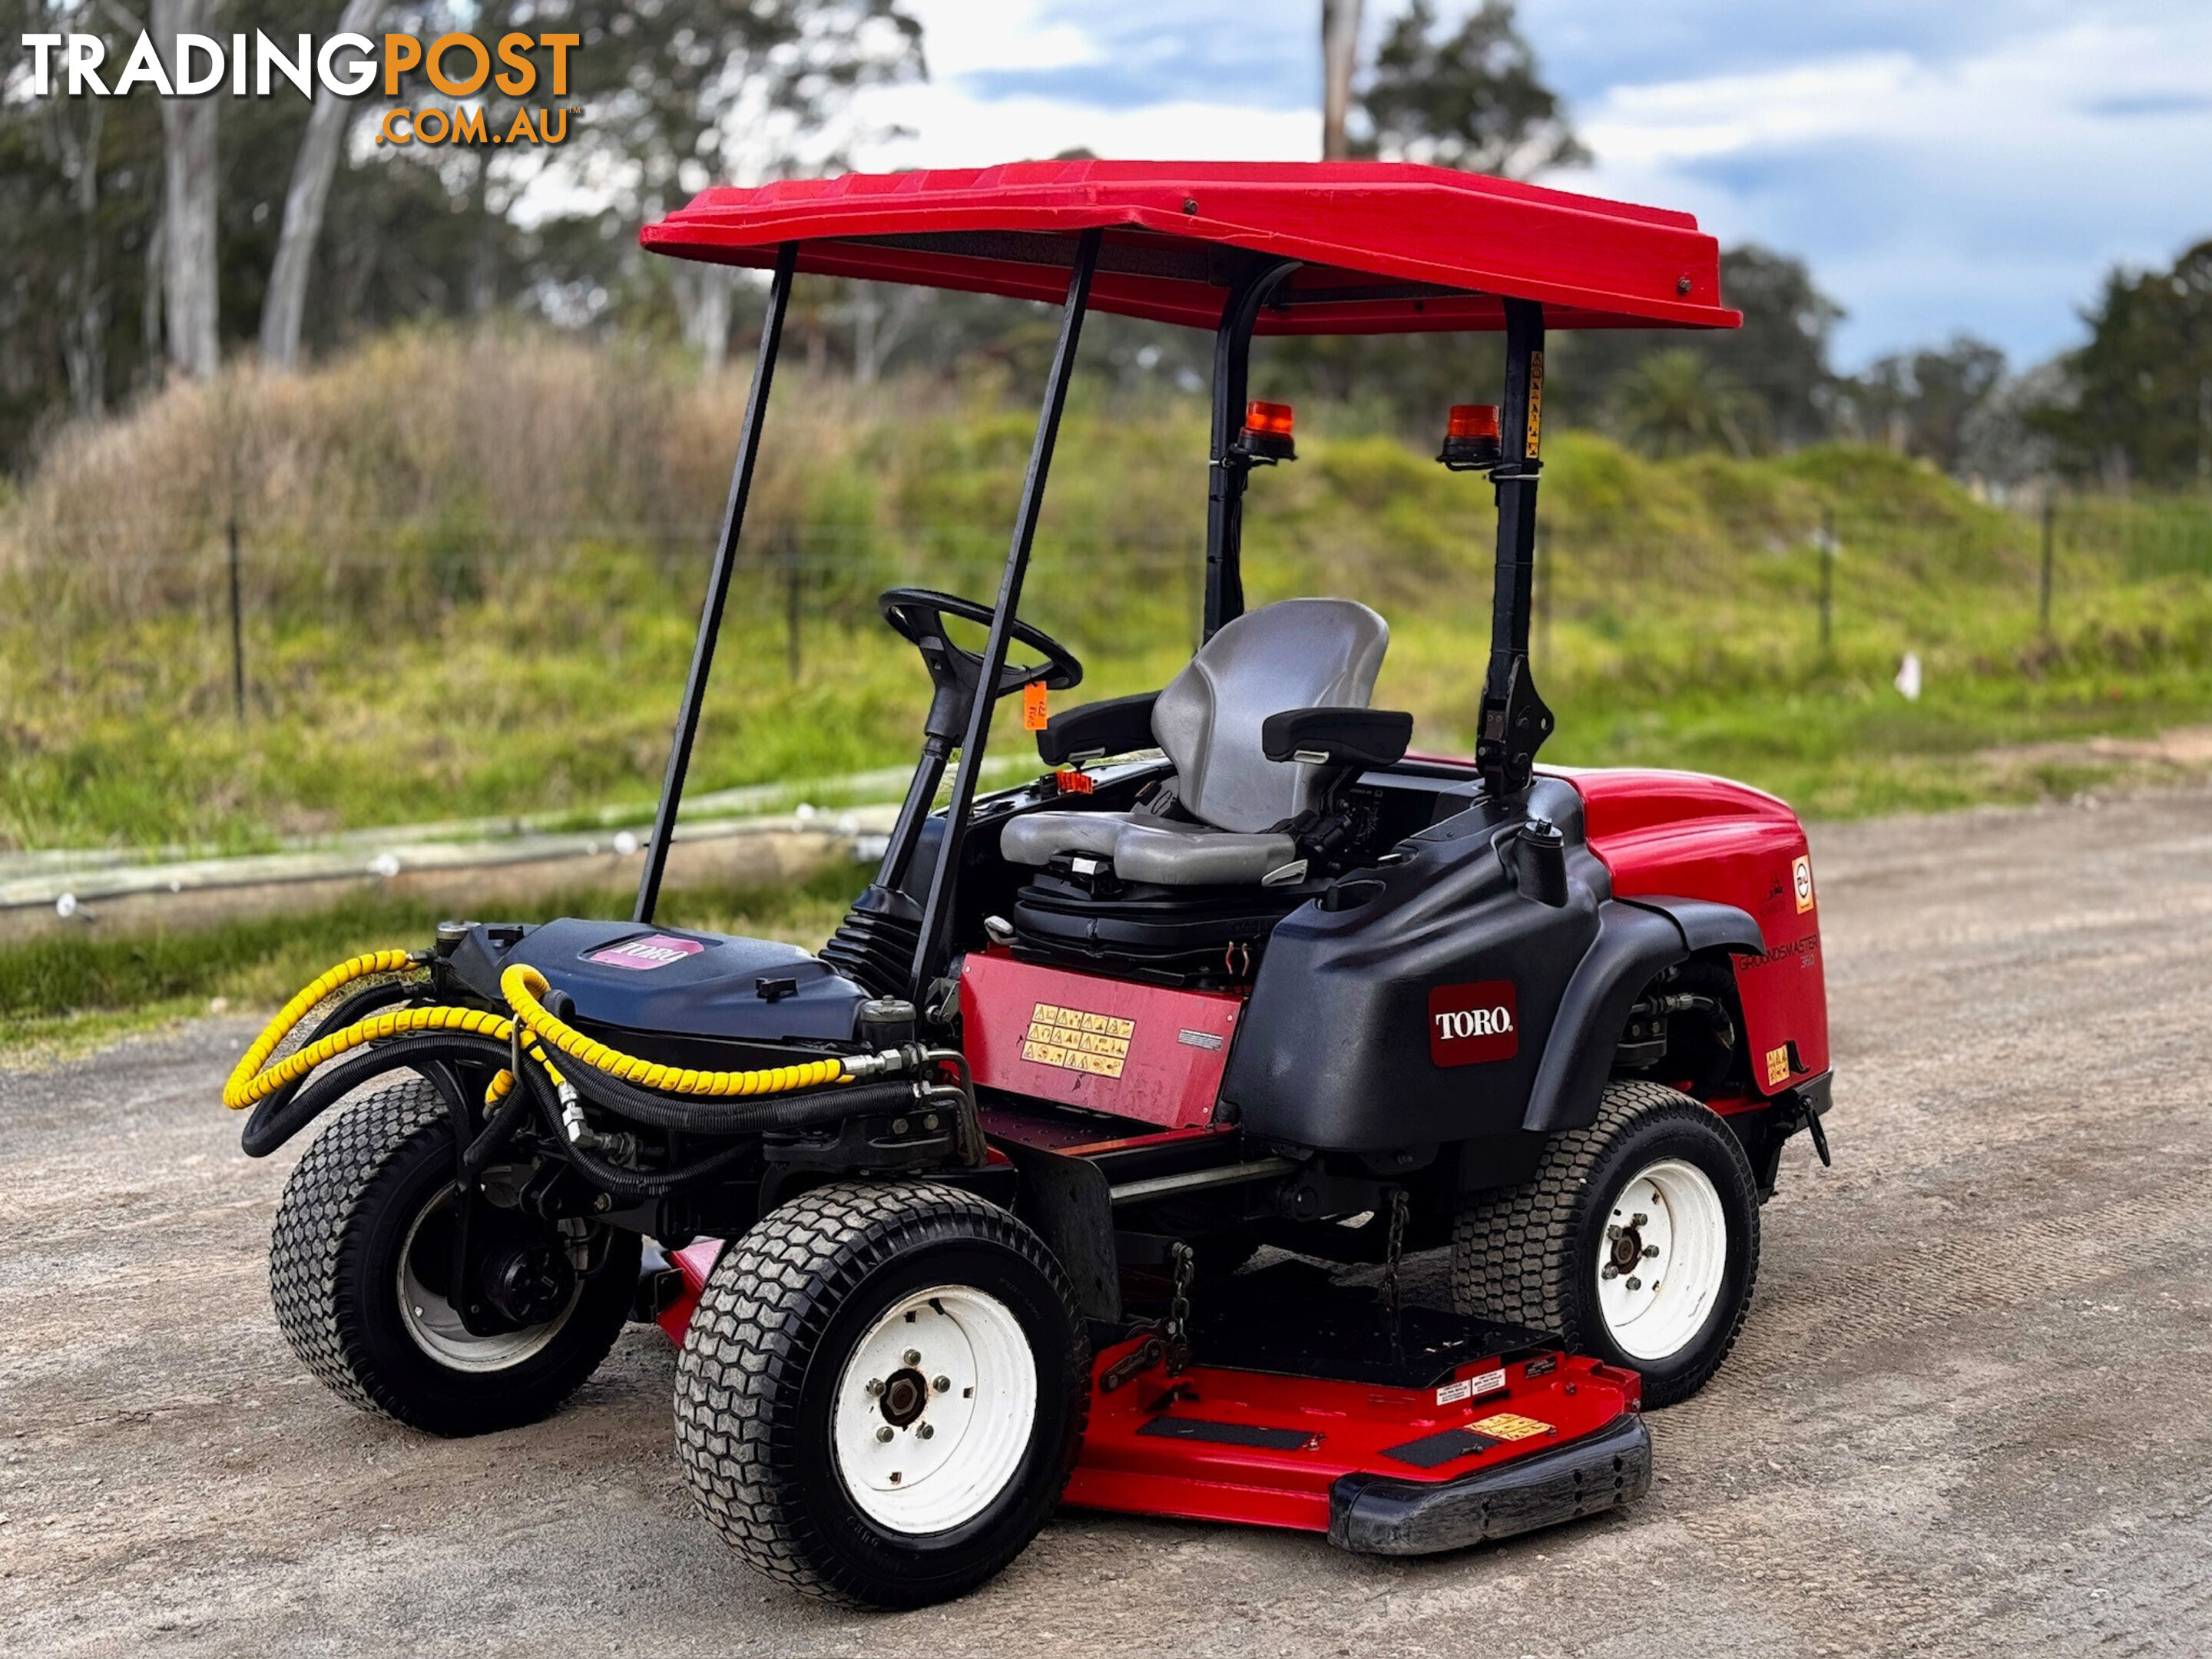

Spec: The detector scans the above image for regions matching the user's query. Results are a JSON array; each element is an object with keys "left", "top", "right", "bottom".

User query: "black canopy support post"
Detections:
[
  {"left": 909, "top": 228, "right": 1103, "bottom": 1002},
  {"left": 1475, "top": 298, "right": 1555, "bottom": 801},
  {"left": 634, "top": 241, "right": 799, "bottom": 926},
  {"left": 1204, "top": 258, "right": 1303, "bottom": 641}
]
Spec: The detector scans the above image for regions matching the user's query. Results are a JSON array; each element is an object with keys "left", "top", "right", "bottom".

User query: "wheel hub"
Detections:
[
  {"left": 485, "top": 1242, "right": 576, "bottom": 1327},
  {"left": 879, "top": 1366, "right": 929, "bottom": 1428}
]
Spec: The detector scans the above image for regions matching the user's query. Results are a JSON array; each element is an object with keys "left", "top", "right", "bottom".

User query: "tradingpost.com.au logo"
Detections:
[{"left": 19, "top": 29, "right": 580, "bottom": 147}]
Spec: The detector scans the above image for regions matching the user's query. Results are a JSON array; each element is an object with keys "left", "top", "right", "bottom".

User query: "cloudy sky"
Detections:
[{"left": 847, "top": 1, "right": 2212, "bottom": 370}]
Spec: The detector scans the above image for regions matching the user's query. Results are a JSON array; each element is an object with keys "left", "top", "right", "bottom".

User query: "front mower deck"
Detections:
[
  {"left": 1069, "top": 1262, "right": 1647, "bottom": 1552},
  {"left": 657, "top": 1246, "right": 1646, "bottom": 1556}
]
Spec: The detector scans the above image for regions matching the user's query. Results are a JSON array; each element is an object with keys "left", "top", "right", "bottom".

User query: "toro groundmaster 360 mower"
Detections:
[{"left": 223, "top": 162, "right": 1833, "bottom": 1608}]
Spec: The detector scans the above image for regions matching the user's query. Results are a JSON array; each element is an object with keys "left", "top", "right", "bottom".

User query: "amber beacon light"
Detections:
[
  {"left": 1240, "top": 399, "right": 1297, "bottom": 462},
  {"left": 1438, "top": 402, "right": 1502, "bottom": 471}
]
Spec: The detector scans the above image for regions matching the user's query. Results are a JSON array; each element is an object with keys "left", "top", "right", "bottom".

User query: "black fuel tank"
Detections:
[
  {"left": 443, "top": 918, "right": 869, "bottom": 1046},
  {"left": 1224, "top": 777, "right": 1608, "bottom": 1151}
]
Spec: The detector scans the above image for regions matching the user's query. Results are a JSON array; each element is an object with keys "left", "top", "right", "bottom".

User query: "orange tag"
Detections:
[
  {"left": 1055, "top": 768, "right": 1094, "bottom": 795},
  {"left": 1022, "top": 681, "right": 1049, "bottom": 730}
]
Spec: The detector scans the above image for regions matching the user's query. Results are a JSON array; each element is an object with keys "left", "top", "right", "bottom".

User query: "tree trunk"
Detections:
[
  {"left": 49, "top": 92, "right": 108, "bottom": 414},
  {"left": 697, "top": 267, "right": 733, "bottom": 376},
  {"left": 153, "top": 0, "right": 220, "bottom": 380},
  {"left": 1322, "top": 0, "right": 1363, "bottom": 160},
  {"left": 260, "top": 0, "right": 385, "bottom": 369}
]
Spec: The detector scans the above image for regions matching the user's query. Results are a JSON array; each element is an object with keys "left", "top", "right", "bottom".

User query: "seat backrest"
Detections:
[{"left": 1151, "top": 598, "right": 1390, "bottom": 833}]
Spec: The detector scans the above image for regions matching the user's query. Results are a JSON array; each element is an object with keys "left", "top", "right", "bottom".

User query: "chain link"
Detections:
[
  {"left": 1381, "top": 1187, "right": 1409, "bottom": 1323},
  {"left": 1165, "top": 1240, "right": 1194, "bottom": 1376}
]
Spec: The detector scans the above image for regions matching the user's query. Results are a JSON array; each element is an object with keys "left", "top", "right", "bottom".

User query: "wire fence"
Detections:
[{"left": 6, "top": 489, "right": 2212, "bottom": 727}]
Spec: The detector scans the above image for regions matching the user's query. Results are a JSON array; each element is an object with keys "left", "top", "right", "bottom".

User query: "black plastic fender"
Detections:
[
  {"left": 1520, "top": 896, "right": 1763, "bottom": 1134},
  {"left": 1621, "top": 895, "right": 1765, "bottom": 957},
  {"left": 1521, "top": 902, "right": 1690, "bottom": 1134}
]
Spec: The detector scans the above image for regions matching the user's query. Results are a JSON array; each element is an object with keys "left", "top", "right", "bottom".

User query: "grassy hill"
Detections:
[{"left": 6, "top": 328, "right": 2212, "bottom": 856}]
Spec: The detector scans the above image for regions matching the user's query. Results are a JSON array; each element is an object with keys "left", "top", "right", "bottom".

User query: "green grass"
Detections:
[
  {"left": 10, "top": 418, "right": 2210, "bottom": 859},
  {"left": 0, "top": 869, "right": 860, "bottom": 1058}
]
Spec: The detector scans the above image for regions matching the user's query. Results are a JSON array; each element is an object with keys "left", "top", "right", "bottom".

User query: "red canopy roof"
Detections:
[{"left": 640, "top": 160, "right": 1737, "bottom": 336}]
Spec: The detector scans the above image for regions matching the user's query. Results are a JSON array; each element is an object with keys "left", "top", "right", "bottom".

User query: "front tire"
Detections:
[
  {"left": 1451, "top": 1081, "right": 1759, "bottom": 1407},
  {"left": 268, "top": 1076, "right": 639, "bottom": 1436},
  {"left": 674, "top": 1181, "right": 1088, "bottom": 1609}
]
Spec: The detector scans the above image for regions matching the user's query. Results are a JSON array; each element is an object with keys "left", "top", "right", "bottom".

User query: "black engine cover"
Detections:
[
  {"left": 443, "top": 918, "right": 870, "bottom": 1048},
  {"left": 1224, "top": 777, "right": 1609, "bottom": 1151}
]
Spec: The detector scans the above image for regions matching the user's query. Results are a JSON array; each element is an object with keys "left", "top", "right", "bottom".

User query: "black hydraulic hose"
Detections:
[
  {"left": 462, "top": 1072, "right": 536, "bottom": 1177},
  {"left": 240, "top": 1031, "right": 512, "bottom": 1157},
  {"left": 560, "top": 1048, "right": 926, "bottom": 1134},
  {"left": 515, "top": 1055, "right": 771, "bottom": 1200}
]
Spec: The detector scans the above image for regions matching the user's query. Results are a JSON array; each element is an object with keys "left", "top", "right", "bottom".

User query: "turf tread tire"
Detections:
[
  {"left": 1451, "top": 1081, "right": 1759, "bottom": 1408},
  {"left": 267, "top": 1075, "right": 633, "bottom": 1435},
  {"left": 674, "top": 1180, "right": 1088, "bottom": 1608}
]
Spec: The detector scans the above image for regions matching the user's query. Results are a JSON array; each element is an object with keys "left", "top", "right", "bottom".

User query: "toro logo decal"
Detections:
[
  {"left": 586, "top": 934, "right": 704, "bottom": 972},
  {"left": 1428, "top": 980, "right": 1518, "bottom": 1067}
]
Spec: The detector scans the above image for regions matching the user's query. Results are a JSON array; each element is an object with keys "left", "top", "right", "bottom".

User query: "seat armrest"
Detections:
[
  {"left": 1260, "top": 707, "right": 1414, "bottom": 768},
  {"left": 1037, "top": 690, "right": 1159, "bottom": 767}
]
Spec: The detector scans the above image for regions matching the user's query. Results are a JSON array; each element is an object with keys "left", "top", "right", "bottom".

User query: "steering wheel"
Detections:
[{"left": 878, "top": 588, "right": 1084, "bottom": 743}]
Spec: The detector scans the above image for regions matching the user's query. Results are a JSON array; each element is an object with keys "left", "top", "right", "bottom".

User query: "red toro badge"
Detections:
[{"left": 1428, "top": 979, "right": 1518, "bottom": 1066}]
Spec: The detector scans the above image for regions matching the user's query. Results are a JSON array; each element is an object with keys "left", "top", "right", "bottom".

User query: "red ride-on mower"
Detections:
[{"left": 223, "top": 162, "right": 1833, "bottom": 1608}]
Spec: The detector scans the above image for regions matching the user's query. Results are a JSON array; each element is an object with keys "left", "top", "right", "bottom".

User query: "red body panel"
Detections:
[
  {"left": 641, "top": 160, "right": 1737, "bottom": 335},
  {"left": 1563, "top": 767, "right": 1830, "bottom": 1091},
  {"left": 960, "top": 952, "right": 1242, "bottom": 1131},
  {"left": 657, "top": 1236, "right": 726, "bottom": 1347},
  {"left": 1066, "top": 1342, "right": 1641, "bottom": 1533}
]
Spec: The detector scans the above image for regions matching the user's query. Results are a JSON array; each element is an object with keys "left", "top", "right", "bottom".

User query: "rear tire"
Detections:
[
  {"left": 1451, "top": 1081, "right": 1759, "bottom": 1407},
  {"left": 268, "top": 1076, "right": 639, "bottom": 1436},
  {"left": 674, "top": 1180, "right": 1088, "bottom": 1609}
]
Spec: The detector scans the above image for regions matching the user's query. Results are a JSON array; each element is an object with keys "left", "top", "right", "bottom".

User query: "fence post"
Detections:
[
  {"left": 227, "top": 514, "right": 246, "bottom": 724},
  {"left": 1816, "top": 505, "right": 1835, "bottom": 656},
  {"left": 2038, "top": 488, "right": 2055, "bottom": 636},
  {"left": 785, "top": 532, "right": 802, "bottom": 684}
]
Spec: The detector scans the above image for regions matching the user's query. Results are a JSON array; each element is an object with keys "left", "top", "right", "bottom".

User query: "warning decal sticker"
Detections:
[
  {"left": 1765, "top": 1044, "right": 1793, "bottom": 1087},
  {"left": 1022, "top": 1002, "right": 1134, "bottom": 1079},
  {"left": 1793, "top": 853, "right": 1816, "bottom": 914},
  {"left": 1471, "top": 1412, "right": 1553, "bottom": 1442},
  {"left": 1435, "top": 1366, "right": 1508, "bottom": 1406}
]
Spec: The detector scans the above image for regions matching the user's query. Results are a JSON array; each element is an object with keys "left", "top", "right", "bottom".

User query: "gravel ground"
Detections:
[{"left": 3, "top": 787, "right": 2209, "bottom": 1657}]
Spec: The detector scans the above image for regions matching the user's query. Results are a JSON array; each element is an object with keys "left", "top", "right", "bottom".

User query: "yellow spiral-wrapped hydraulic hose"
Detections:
[
  {"left": 500, "top": 963, "right": 854, "bottom": 1098},
  {"left": 223, "top": 949, "right": 866, "bottom": 1117}
]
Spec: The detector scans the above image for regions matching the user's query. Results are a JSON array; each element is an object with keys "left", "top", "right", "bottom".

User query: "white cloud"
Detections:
[
  {"left": 1571, "top": 16, "right": 2212, "bottom": 363},
  {"left": 853, "top": 84, "right": 1314, "bottom": 171}
]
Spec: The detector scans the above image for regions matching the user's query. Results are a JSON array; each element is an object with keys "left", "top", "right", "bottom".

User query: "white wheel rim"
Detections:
[
  {"left": 396, "top": 1186, "right": 580, "bottom": 1373},
  {"left": 1595, "top": 1157, "right": 1729, "bottom": 1363},
  {"left": 832, "top": 1285, "right": 1038, "bottom": 1536}
]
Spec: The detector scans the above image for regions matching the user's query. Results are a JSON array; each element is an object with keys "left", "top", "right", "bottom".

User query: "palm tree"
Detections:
[{"left": 1613, "top": 349, "right": 1764, "bottom": 459}]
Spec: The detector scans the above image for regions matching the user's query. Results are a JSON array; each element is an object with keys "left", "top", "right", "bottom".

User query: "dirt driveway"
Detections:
[{"left": 4, "top": 787, "right": 2210, "bottom": 1657}]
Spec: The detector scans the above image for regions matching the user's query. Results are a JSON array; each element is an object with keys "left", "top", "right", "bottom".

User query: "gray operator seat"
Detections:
[{"left": 998, "top": 598, "right": 1389, "bottom": 886}]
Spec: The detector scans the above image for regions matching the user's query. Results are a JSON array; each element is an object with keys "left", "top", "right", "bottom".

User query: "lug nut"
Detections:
[
  {"left": 932, "top": 1375, "right": 950, "bottom": 1392},
  {"left": 1644, "top": 1244, "right": 1660, "bottom": 1259},
  {"left": 1631, "top": 1212, "right": 1649, "bottom": 1227},
  {"left": 902, "top": 1349, "right": 921, "bottom": 1366},
  {"left": 866, "top": 1378, "right": 884, "bottom": 1397},
  {"left": 876, "top": 1426, "right": 893, "bottom": 1442},
  {"left": 1626, "top": 1276, "right": 1642, "bottom": 1291},
  {"left": 1605, "top": 1225, "right": 1621, "bottom": 1241},
  {"left": 1601, "top": 1265, "right": 1618, "bottom": 1280},
  {"left": 916, "top": 1422, "right": 935, "bottom": 1440}
]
